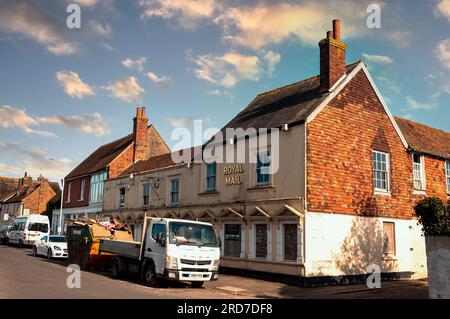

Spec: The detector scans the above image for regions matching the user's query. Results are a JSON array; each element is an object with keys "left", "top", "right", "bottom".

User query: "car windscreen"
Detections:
[
  {"left": 49, "top": 236, "right": 66, "bottom": 243},
  {"left": 169, "top": 222, "right": 219, "bottom": 247},
  {"left": 28, "top": 223, "right": 48, "bottom": 233}
]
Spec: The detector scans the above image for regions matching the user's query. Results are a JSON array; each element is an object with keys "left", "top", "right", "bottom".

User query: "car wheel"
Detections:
[
  {"left": 191, "top": 281, "right": 204, "bottom": 288},
  {"left": 47, "top": 248, "right": 53, "bottom": 260},
  {"left": 32, "top": 246, "right": 37, "bottom": 257},
  {"left": 143, "top": 264, "right": 159, "bottom": 287}
]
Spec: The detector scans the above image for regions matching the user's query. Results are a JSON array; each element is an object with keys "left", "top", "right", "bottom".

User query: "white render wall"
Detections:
[{"left": 304, "top": 212, "right": 427, "bottom": 279}]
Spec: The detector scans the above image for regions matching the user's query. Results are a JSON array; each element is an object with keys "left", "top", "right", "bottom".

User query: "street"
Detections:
[{"left": 0, "top": 244, "right": 428, "bottom": 299}]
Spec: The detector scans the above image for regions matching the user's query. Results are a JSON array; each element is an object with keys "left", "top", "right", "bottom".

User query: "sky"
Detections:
[{"left": 0, "top": 0, "right": 449, "bottom": 182}]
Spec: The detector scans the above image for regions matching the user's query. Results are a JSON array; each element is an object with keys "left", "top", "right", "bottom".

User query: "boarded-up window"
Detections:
[
  {"left": 383, "top": 222, "right": 396, "bottom": 256},
  {"left": 255, "top": 224, "right": 267, "bottom": 258},
  {"left": 284, "top": 224, "right": 297, "bottom": 261},
  {"left": 224, "top": 224, "right": 241, "bottom": 257}
]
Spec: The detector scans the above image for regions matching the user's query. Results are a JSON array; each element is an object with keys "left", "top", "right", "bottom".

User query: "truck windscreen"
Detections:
[{"left": 169, "top": 222, "right": 218, "bottom": 247}]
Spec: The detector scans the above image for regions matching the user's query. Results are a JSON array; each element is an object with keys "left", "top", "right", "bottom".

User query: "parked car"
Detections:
[
  {"left": 32, "top": 235, "right": 68, "bottom": 259},
  {"left": 9, "top": 215, "right": 50, "bottom": 247},
  {"left": 1, "top": 225, "right": 12, "bottom": 244}
]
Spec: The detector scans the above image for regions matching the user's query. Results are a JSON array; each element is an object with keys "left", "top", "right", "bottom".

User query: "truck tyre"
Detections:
[
  {"left": 18, "top": 239, "right": 23, "bottom": 248},
  {"left": 143, "top": 264, "right": 159, "bottom": 287},
  {"left": 191, "top": 281, "right": 204, "bottom": 288},
  {"left": 111, "top": 257, "right": 124, "bottom": 279}
]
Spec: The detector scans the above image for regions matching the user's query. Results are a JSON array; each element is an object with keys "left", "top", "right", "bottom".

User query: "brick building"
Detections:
[
  {"left": 101, "top": 20, "right": 449, "bottom": 284},
  {"left": 0, "top": 173, "right": 60, "bottom": 226},
  {"left": 54, "top": 107, "right": 170, "bottom": 232}
]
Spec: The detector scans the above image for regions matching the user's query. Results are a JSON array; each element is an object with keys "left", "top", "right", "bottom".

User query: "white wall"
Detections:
[{"left": 304, "top": 212, "right": 427, "bottom": 278}]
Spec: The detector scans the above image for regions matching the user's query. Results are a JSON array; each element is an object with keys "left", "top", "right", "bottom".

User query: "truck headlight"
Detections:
[
  {"left": 54, "top": 246, "right": 62, "bottom": 251},
  {"left": 165, "top": 256, "right": 178, "bottom": 269},
  {"left": 212, "top": 259, "right": 220, "bottom": 271}
]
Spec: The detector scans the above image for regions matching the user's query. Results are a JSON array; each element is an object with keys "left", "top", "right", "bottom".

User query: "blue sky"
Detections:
[{"left": 0, "top": 0, "right": 449, "bottom": 181}]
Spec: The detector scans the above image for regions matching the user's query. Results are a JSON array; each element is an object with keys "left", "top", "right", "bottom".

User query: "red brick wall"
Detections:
[
  {"left": 62, "top": 176, "right": 90, "bottom": 209},
  {"left": 109, "top": 144, "right": 134, "bottom": 178},
  {"left": 421, "top": 155, "right": 448, "bottom": 198},
  {"left": 306, "top": 69, "right": 445, "bottom": 219},
  {"left": 23, "top": 182, "right": 56, "bottom": 215}
]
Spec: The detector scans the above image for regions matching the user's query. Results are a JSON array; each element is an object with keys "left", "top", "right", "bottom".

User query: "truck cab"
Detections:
[{"left": 143, "top": 218, "right": 220, "bottom": 287}]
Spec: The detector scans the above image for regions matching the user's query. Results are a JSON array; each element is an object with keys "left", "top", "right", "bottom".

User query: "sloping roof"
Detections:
[
  {"left": 65, "top": 133, "right": 135, "bottom": 180},
  {"left": 120, "top": 147, "right": 200, "bottom": 177},
  {"left": 221, "top": 61, "right": 360, "bottom": 131},
  {"left": 395, "top": 117, "right": 450, "bottom": 159},
  {"left": 49, "top": 182, "right": 61, "bottom": 194},
  {"left": 0, "top": 177, "right": 18, "bottom": 201}
]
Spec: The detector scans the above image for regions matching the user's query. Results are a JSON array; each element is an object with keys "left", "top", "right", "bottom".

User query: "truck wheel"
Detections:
[
  {"left": 111, "top": 258, "right": 123, "bottom": 279},
  {"left": 18, "top": 240, "right": 23, "bottom": 248},
  {"left": 191, "top": 281, "right": 204, "bottom": 288},
  {"left": 143, "top": 264, "right": 159, "bottom": 287}
]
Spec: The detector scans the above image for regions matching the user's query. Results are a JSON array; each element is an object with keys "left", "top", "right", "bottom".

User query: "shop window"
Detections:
[
  {"left": 224, "top": 224, "right": 241, "bottom": 257},
  {"left": 284, "top": 224, "right": 297, "bottom": 261}
]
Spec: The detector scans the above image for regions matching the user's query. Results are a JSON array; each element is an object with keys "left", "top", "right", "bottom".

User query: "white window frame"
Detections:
[
  {"left": 79, "top": 179, "right": 85, "bottom": 201},
  {"left": 372, "top": 150, "right": 390, "bottom": 194},
  {"left": 249, "top": 222, "right": 271, "bottom": 260},
  {"left": 412, "top": 153, "right": 426, "bottom": 191},
  {"left": 255, "top": 152, "right": 271, "bottom": 186},
  {"left": 446, "top": 161, "right": 450, "bottom": 195}
]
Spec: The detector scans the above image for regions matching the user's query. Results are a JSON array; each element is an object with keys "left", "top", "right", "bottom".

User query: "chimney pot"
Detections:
[
  {"left": 136, "top": 107, "right": 140, "bottom": 117},
  {"left": 327, "top": 31, "right": 332, "bottom": 39},
  {"left": 333, "top": 19, "right": 341, "bottom": 41}
]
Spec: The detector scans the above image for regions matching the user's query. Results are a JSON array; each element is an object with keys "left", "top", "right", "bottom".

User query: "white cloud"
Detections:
[
  {"left": 0, "top": 105, "right": 110, "bottom": 137},
  {"left": 122, "top": 57, "right": 147, "bottom": 72},
  {"left": 89, "top": 20, "right": 112, "bottom": 37},
  {"left": 362, "top": 53, "right": 394, "bottom": 64},
  {"left": 147, "top": 72, "right": 172, "bottom": 88},
  {"left": 406, "top": 96, "right": 436, "bottom": 111},
  {"left": 100, "top": 42, "right": 117, "bottom": 52},
  {"left": 105, "top": 77, "right": 145, "bottom": 103},
  {"left": 0, "top": 105, "right": 55, "bottom": 137},
  {"left": 214, "top": 1, "right": 371, "bottom": 49},
  {"left": 436, "top": 0, "right": 450, "bottom": 21},
  {"left": 167, "top": 117, "right": 198, "bottom": 128},
  {"left": 377, "top": 77, "right": 400, "bottom": 94},
  {"left": 37, "top": 113, "right": 110, "bottom": 137},
  {"left": 0, "top": 162, "right": 22, "bottom": 175},
  {"left": 206, "top": 89, "right": 233, "bottom": 98},
  {"left": 138, "top": 0, "right": 218, "bottom": 30},
  {"left": 263, "top": 51, "right": 281, "bottom": 75},
  {"left": 0, "top": 142, "right": 71, "bottom": 179},
  {"left": 56, "top": 71, "right": 95, "bottom": 99},
  {"left": 436, "top": 39, "right": 450, "bottom": 71},
  {"left": 388, "top": 31, "right": 411, "bottom": 49},
  {"left": 71, "top": 0, "right": 99, "bottom": 7},
  {"left": 0, "top": 1, "right": 78, "bottom": 56}
]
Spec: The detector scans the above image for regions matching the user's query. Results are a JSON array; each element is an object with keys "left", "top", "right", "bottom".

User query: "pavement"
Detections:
[{"left": 0, "top": 244, "right": 428, "bottom": 299}]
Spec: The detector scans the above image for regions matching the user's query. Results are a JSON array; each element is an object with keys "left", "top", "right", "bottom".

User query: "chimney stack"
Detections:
[
  {"left": 133, "top": 106, "right": 149, "bottom": 162},
  {"left": 319, "top": 19, "right": 347, "bottom": 92}
]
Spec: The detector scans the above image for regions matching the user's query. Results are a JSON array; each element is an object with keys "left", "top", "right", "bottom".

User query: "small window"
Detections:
[
  {"left": 283, "top": 224, "right": 298, "bottom": 261},
  {"left": 255, "top": 224, "right": 268, "bottom": 259},
  {"left": 383, "top": 222, "right": 396, "bottom": 256},
  {"left": 170, "top": 179, "right": 180, "bottom": 204},
  {"left": 151, "top": 223, "right": 166, "bottom": 241},
  {"left": 79, "top": 179, "right": 85, "bottom": 201},
  {"left": 372, "top": 151, "right": 390, "bottom": 192},
  {"left": 119, "top": 188, "right": 126, "bottom": 208},
  {"left": 413, "top": 154, "right": 425, "bottom": 190},
  {"left": 66, "top": 182, "right": 71, "bottom": 202},
  {"left": 143, "top": 184, "right": 150, "bottom": 207},
  {"left": 205, "top": 162, "right": 217, "bottom": 191},
  {"left": 446, "top": 161, "right": 450, "bottom": 194},
  {"left": 256, "top": 152, "right": 271, "bottom": 185}
]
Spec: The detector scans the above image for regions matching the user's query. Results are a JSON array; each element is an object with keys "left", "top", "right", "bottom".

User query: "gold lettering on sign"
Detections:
[{"left": 223, "top": 164, "right": 244, "bottom": 186}]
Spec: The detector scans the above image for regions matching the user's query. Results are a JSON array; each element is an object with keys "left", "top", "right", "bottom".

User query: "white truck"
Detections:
[
  {"left": 99, "top": 217, "right": 220, "bottom": 288},
  {"left": 8, "top": 215, "right": 50, "bottom": 247}
]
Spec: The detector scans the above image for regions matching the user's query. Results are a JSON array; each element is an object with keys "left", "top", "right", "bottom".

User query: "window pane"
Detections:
[
  {"left": 284, "top": 224, "right": 297, "bottom": 261},
  {"left": 255, "top": 224, "right": 267, "bottom": 258},
  {"left": 224, "top": 224, "right": 241, "bottom": 257}
]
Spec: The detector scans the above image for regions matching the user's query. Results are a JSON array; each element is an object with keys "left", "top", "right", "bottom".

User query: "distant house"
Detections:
[
  {"left": 0, "top": 173, "right": 60, "bottom": 226},
  {"left": 55, "top": 107, "right": 170, "bottom": 231}
]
